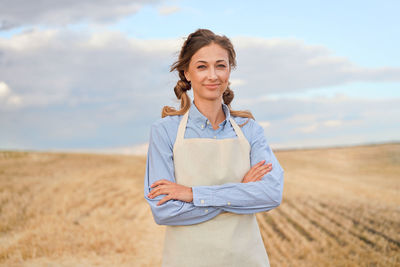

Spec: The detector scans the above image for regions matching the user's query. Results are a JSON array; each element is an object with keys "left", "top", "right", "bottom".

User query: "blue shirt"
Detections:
[{"left": 144, "top": 100, "right": 284, "bottom": 226}]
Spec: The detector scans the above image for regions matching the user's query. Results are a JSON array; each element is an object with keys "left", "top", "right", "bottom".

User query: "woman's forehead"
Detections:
[{"left": 191, "top": 44, "right": 229, "bottom": 63}]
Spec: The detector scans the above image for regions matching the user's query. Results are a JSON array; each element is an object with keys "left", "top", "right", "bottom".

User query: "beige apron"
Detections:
[{"left": 162, "top": 109, "right": 270, "bottom": 267}]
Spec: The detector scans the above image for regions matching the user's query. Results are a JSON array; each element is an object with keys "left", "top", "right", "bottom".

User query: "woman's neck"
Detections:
[{"left": 193, "top": 98, "right": 225, "bottom": 130}]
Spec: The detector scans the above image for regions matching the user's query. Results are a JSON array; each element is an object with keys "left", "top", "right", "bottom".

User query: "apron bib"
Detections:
[{"left": 161, "top": 109, "right": 270, "bottom": 267}]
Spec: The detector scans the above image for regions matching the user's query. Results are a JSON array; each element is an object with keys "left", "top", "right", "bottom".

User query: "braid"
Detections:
[
  {"left": 161, "top": 71, "right": 192, "bottom": 118},
  {"left": 224, "top": 83, "right": 255, "bottom": 126},
  {"left": 222, "top": 85, "right": 234, "bottom": 106},
  {"left": 174, "top": 71, "right": 191, "bottom": 98}
]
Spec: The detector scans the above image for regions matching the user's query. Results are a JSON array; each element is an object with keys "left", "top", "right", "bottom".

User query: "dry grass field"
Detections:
[{"left": 0, "top": 143, "right": 399, "bottom": 266}]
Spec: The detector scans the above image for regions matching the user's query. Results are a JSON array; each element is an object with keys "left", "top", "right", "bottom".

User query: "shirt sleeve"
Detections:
[
  {"left": 191, "top": 119, "right": 284, "bottom": 214},
  {"left": 143, "top": 119, "right": 223, "bottom": 226}
]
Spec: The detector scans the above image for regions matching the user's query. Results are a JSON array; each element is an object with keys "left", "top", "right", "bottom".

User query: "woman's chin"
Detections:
[
  {"left": 202, "top": 94, "right": 223, "bottom": 102},
  {"left": 194, "top": 90, "right": 223, "bottom": 102}
]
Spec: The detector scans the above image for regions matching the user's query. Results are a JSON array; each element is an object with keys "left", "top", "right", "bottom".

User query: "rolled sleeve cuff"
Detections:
[{"left": 192, "top": 186, "right": 214, "bottom": 206}]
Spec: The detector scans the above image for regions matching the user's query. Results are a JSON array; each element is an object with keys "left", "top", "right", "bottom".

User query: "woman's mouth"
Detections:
[{"left": 204, "top": 84, "right": 220, "bottom": 89}]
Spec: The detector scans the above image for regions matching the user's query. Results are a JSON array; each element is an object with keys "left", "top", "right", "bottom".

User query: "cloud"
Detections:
[
  {"left": 0, "top": 0, "right": 161, "bottom": 30},
  {"left": 323, "top": 120, "right": 342, "bottom": 127},
  {"left": 0, "top": 29, "right": 399, "bottom": 150},
  {"left": 236, "top": 95, "right": 400, "bottom": 149},
  {"left": 158, "top": 6, "right": 180, "bottom": 16},
  {"left": 55, "top": 142, "right": 149, "bottom": 155},
  {"left": 229, "top": 78, "right": 246, "bottom": 88},
  {"left": 0, "top": 29, "right": 180, "bottom": 111},
  {"left": 0, "top": 81, "right": 22, "bottom": 107},
  {"left": 0, "top": 29, "right": 181, "bottom": 149},
  {"left": 231, "top": 37, "right": 400, "bottom": 96},
  {"left": 0, "top": 81, "right": 9, "bottom": 97},
  {"left": 298, "top": 123, "right": 318, "bottom": 133},
  {"left": 258, "top": 121, "right": 271, "bottom": 129},
  {"left": 2, "top": 30, "right": 398, "bottom": 111}
]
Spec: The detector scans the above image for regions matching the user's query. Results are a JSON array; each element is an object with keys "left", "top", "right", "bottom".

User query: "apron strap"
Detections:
[
  {"left": 229, "top": 117, "right": 247, "bottom": 141},
  {"left": 176, "top": 109, "right": 247, "bottom": 142},
  {"left": 176, "top": 109, "right": 189, "bottom": 142}
]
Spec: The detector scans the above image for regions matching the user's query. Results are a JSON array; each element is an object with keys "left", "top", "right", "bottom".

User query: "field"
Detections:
[{"left": 0, "top": 143, "right": 399, "bottom": 266}]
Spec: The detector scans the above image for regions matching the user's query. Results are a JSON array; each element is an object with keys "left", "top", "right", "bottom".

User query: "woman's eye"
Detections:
[
  {"left": 217, "top": 64, "right": 226, "bottom": 68},
  {"left": 197, "top": 65, "right": 206, "bottom": 69}
]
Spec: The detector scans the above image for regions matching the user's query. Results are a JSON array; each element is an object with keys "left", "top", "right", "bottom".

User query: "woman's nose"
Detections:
[{"left": 207, "top": 67, "right": 217, "bottom": 80}]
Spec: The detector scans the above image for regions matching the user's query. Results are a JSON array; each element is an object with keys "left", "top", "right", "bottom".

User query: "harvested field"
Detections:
[{"left": 0, "top": 143, "right": 399, "bottom": 266}]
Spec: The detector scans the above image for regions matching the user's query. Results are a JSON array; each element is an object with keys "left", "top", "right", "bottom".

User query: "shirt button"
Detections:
[
  {"left": 206, "top": 121, "right": 210, "bottom": 125},
  {"left": 213, "top": 136, "right": 216, "bottom": 139},
  {"left": 205, "top": 209, "right": 208, "bottom": 213},
  {"left": 201, "top": 199, "right": 205, "bottom": 204},
  {"left": 201, "top": 125, "right": 204, "bottom": 129},
  {"left": 227, "top": 202, "right": 231, "bottom": 206}
]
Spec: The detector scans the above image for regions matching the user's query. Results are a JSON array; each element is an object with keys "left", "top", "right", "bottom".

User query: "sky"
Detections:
[{"left": 0, "top": 0, "right": 399, "bottom": 154}]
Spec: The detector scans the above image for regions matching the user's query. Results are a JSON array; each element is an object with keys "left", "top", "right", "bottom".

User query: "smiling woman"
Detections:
[
  {"left": 183, "top": 44, "right": 230, "bottom": 114},
  {"left": 143, "top": 29, "right": 284, "bottom": 267},
  {"left": 161, "top": 28, "right": 255, "bottom": 124}
]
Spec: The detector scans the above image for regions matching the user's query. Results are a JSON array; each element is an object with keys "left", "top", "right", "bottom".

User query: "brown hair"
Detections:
[{"left": 161, "top": 29, "right": 254, "bottom": 126}]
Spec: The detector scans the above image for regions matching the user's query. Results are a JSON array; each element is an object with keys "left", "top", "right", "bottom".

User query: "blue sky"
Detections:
[
  {"left": 0, "top": 0, "right": 399, "bottom": 153},
  {"left": 111, "top": 0, "right": 400, "bottom": 66}
]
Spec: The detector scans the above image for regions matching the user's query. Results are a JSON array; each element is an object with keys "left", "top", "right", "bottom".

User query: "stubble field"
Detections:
[{"left": 0, "top": 143, "right": 399, "bottom": 266}]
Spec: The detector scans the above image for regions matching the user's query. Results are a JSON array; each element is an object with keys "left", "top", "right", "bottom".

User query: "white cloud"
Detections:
[
  {"left": 6, "top": 95, "right": 22, "bottom": 106},
  {"left": 0, "top": 81, "right": 10, "bottom": 97},
  {"left": 258, "top": 121, "right": 271, "bottom": 129},
  {"left": 0, "top": 81, "right": 22, "bottom": 107},
  {"left": 296, "top": 120, "right": 342, "bottom": 134},
  {"left": 0, "top": 29, "right": 399, "bottom": 150},
  {"left": 57, "top": 142, "right": 149, "bottom": 155},
  {"left": 0, "top": 0, "right": 161, "bottom": 30},
  {"left": 158, "top": 6, "right": 180, "bottom": 16},
  {"left": 0, "top": 29, "right": 181, "bottom": 111},
  {"left": 229, "top": 78, "right": 246, "bottom": 87},
  {"left": 231, "top": 37, "right": 400, "bottom": 95},
  {"left": 2, "top": 30, "right": 398, "bottom": 111},
  {"left": 323, "top": 120, "right": 342, "bottom": 127},
  {"left": 298, "top": 123, "right": 318, "bottom": 133},
  {"left": 245, "top": 95, "right": 400, "bottom": 149}
]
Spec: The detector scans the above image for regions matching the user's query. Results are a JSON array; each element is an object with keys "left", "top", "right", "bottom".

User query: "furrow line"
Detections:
[
  {"left": 257, "top": 213, "right": 288, "bottom": 263},
  {"left": 261, "top": 213, "right": 291, "bottom": 242},
  {"left": 276, "top": 208, "right": 314, "bottom": 242},
  {"left": 304, "top": 200, "right": 379, "bottom": 250},
  {"left": 285, "top": 199, "right": 347, "bottom": 246},
  {"left": 319, "top": 201, "right": 400, "bottom": 249}
]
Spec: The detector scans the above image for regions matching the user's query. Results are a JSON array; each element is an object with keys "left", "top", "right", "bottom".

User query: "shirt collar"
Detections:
[{"left": 189, "top": 99, "right": 231, "bottom": 129}]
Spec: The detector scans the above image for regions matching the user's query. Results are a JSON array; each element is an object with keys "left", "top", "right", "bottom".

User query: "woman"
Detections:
[{"left": 144, "top": 29, "right": 284, "bottom": 267}]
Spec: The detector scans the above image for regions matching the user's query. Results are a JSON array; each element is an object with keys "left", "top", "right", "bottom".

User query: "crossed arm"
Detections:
[
  {"left": 147, "top": 159, "right": 271, "bottom": 205},
  {"left": 143, "top": 120, "right": 284, "bottom": 226}
]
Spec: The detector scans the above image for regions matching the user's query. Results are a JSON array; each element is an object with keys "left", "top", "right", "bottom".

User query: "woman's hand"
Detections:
[
  {"left": 242, "top": 160, "right": 272, "bottom": 183},
  {"left": 147, "top": 179, "right": 193, "bottom": 206}
]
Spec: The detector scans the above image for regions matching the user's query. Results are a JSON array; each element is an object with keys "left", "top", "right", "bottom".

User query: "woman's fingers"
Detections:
[
  {"left": 250, "top": 163, "right": 271, "bottom": 176},
  {"left": 255, "top": 164, "right": 272, "bottom": 177},
  {"left": 148, "top": 179, "right": 171, "bottom": 197},
  {"left": 255, "top": 160, "right": 266, "bottom": 167},
  {"left": 148, "top": 187, "right": 162, "bottom": 197},
  {"left": 244, "top": 163, "right": 272, "bottom": 183},
  {"left": 150, "top": 179, "right": 171, "bottom": 188},
  {"left": 255, "top": 164, "right": 272, "bottom": 178},
  {"left": 148, "top": 185, "right": 169, "bottom": 198},
  {"left": 249, "top": 160, "right": 266, "bottom": 173},
  {"left": 148, "top": 182, "right": 192, "bottom": 205},
  {"left": 158, "top": 195, "right": 173, "bottom": 206},
  {"left": 251, "top": 160, "right": 268, "bottom": 171},
  {"left": 246, "top": 160, "right": 264, "bottom": 176}
]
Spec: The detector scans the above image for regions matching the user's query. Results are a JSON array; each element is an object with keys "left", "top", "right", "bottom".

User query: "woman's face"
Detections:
[{"left": 184, "top": 43, "right": 231, "bottom": 103}]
